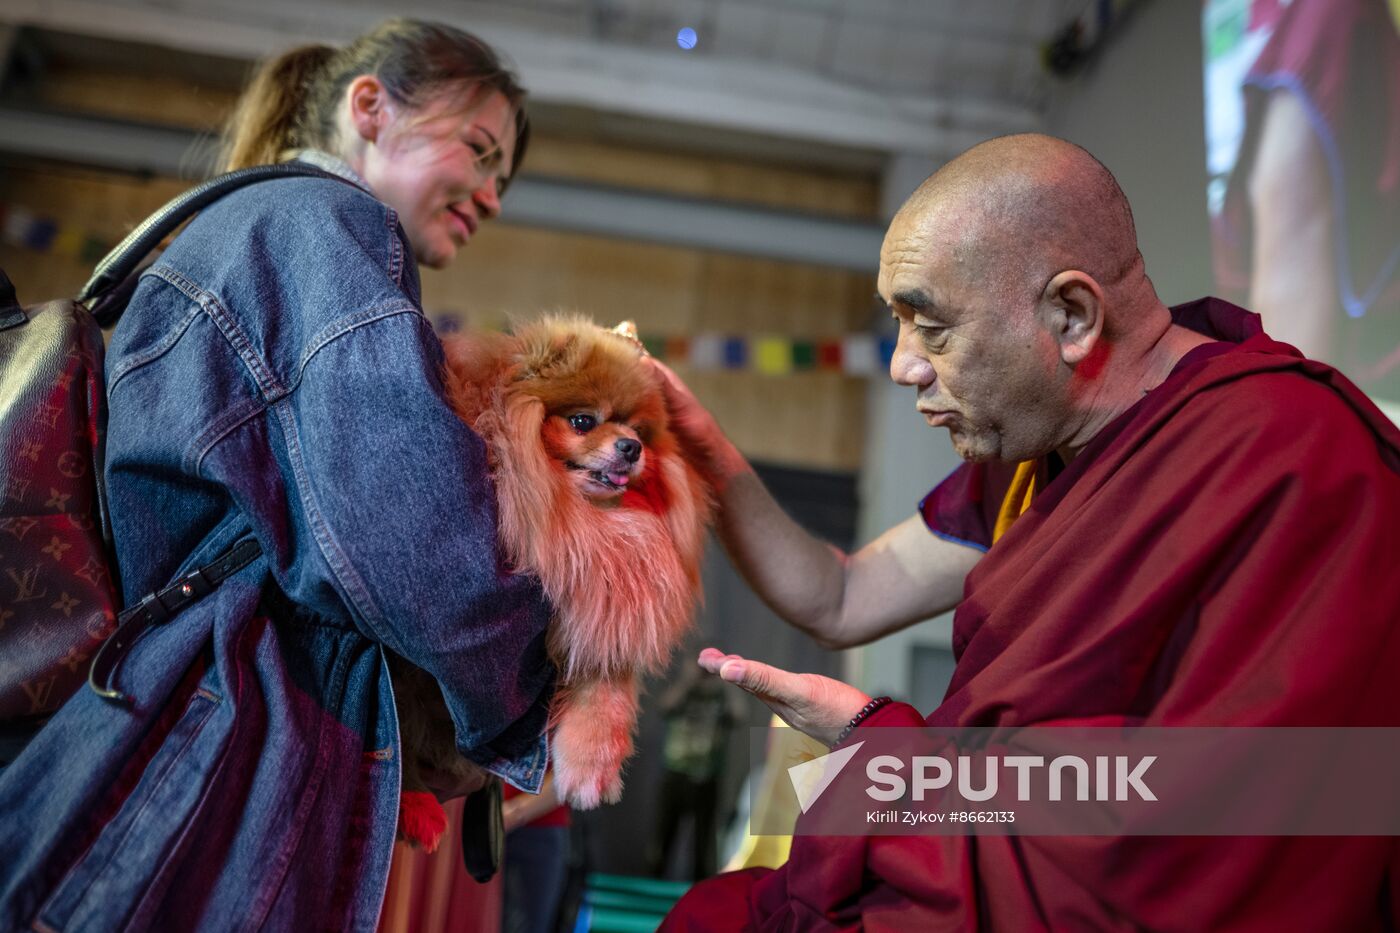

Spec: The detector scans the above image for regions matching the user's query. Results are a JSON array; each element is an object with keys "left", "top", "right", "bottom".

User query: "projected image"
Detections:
[{"left": 1204, "top": 0, "right": 1400, "bottom": 409}]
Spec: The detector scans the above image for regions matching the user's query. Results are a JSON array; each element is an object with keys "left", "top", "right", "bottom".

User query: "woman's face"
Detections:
[{"left": 358, "top": 87, "right": 518, "bottom": 269}]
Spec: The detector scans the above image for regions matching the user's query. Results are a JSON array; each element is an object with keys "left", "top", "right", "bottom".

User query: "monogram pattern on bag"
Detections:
[{"left": 1, "top": 321, "right": 118, "bottom": 718}]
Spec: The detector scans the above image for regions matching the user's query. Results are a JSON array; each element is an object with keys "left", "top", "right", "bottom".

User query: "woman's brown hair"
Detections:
[{"left": 221, "top": 19, "right": 529, "bottom": 184}]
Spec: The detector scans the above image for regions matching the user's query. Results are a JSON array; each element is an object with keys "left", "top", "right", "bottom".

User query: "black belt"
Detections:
[{"left": 88, "top": 537, "right": 264, "bottom": 705}]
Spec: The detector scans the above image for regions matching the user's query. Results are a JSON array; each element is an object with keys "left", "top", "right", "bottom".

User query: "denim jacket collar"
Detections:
[{"left": 287, "top": 149, "right": 373, "bottom": 194}]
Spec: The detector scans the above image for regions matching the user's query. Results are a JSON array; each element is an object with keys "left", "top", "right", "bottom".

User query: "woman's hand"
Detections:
[
  {"left": 696, "top": 647, "right": 871, "bottom": 747},
  {"left": 501, "top": 797, "right": 528, "bottom": 833},
  {"left": 502, "top": 770, "right": 560, "bottom": 833},
  {"left": 650, "top": 359, "right": 752, "bottom": 492}
]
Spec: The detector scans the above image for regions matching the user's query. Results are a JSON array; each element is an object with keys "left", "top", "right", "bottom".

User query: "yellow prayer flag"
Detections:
[{"left": 754, "top": 337, "right": 792, "bottom": 375}]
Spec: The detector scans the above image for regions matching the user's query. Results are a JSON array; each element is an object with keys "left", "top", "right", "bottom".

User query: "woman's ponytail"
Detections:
[
  {"left": 221, "top": 44, "right": 336, "bottom": 171},
  {"left": 220, "top": 21, "right": 530, "bottom": 178}
]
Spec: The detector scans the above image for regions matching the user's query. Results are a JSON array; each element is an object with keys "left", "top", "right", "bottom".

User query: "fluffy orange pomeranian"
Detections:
[{"left": 390, "top": 314, "right": 712, "bottom": 851}]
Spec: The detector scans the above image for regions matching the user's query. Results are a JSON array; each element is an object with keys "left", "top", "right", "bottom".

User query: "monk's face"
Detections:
[{"left": 879, "top": 214, "right": 1069, "bottom": 463}]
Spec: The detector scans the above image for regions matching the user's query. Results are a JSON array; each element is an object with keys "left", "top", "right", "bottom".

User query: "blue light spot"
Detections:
[{"left": 677, "top": 27, "right": 697, "bottom": 50}]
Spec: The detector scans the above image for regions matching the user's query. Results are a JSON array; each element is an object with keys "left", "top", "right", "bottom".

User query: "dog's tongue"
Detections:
[{"left": 608, "top": 472, "right": 630, "bottom": 487}]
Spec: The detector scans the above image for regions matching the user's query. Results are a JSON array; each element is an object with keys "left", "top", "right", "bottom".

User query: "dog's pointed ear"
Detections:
[{"left": 515, "top": 332, "right": 579, "bottom": 382}]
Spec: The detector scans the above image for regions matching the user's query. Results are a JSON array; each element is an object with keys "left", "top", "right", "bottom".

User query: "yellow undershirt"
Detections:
[{"left": 993, "top": 459, "right": 1042, "bottom": 544}]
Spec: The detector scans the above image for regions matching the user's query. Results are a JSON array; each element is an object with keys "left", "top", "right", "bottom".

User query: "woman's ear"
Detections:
[
  {"left": 1041, "top": 270, "right": 1106, "bottom": 367},
  {"left": 346, "top": 75, "right": 390, "bottom": 144}
]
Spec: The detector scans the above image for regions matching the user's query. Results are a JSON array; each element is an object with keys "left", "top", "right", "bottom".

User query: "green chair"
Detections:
[{"left": 573, "top": 873, "right": 691, "bottom": 932}]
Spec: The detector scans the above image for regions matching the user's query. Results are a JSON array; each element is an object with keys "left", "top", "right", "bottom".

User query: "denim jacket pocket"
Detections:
[{"left": 36, "top": 686, "right": 224, "bottom": 933}]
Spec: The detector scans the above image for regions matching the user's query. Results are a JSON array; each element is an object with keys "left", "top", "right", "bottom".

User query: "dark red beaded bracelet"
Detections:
[{"left": 832, "top": 696, "right": 893, "bottom": 748}]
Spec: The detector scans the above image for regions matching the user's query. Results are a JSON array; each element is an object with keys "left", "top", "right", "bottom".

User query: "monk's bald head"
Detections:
[
  {"left": 880, "top": 135, "right": 1179, "bottom": 464},
  {"left": 891, "top": 134, "right": 1144, "bottom": 318}
]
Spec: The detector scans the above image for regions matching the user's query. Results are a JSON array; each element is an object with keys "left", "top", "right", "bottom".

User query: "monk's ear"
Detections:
[{"left": 1040, "top": 270, "right": 1104, "bottom": 366}]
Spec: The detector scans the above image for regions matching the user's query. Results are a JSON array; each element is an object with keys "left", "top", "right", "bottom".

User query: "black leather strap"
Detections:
[
  {"left": 123, "top": 537, "right": 262, "bottom": 626},
  {"left": 89, "top": 538, "right": 264, "bottom": 705},
  {"left": 78, "top": 163, "right": 343, "bottom": 326}
]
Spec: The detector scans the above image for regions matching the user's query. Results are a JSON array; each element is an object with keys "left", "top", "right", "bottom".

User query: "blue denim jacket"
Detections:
[{"left": 0, "top": 157, "right": 555, "bottom": 931}]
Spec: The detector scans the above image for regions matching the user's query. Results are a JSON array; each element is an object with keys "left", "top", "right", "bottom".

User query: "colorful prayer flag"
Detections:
[
  {"left": 688, "top": 334, "right": 724, "bottom": 370},
  {"left": 791, "top": 341, "right": 815, "bottom": 370},
  {"left": 842, "top": 334, "right": 878, "bottom": 376},
  {"left": 754, "top": 337, "right": 792, "bottom": 375},
  {"left": 722, "top": 337, "right": 747, "bottom": 369}
]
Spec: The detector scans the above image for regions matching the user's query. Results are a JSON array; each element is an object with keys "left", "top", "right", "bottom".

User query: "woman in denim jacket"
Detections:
[{"left": 0, "top": 20, "right": 555, "bottom": 930}]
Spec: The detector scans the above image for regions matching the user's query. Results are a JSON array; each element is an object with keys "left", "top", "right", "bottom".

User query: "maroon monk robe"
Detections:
[{"left": 662, "top": 299, "right": 1400, "bottom": 932}]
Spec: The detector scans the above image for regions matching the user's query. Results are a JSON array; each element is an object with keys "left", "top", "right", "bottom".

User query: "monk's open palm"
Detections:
[{"left": 697, "top": 647, "right": 870, "bottom": 746}]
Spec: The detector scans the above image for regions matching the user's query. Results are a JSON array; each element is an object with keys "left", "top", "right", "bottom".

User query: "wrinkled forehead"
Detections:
[{"left": 877, "top": 209, "right": 968, "bottom": 301}]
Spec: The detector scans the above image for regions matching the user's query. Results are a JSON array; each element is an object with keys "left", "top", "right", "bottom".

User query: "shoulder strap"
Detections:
[{"left": 79, "top": 162, "right": 346, "bottom": 325}]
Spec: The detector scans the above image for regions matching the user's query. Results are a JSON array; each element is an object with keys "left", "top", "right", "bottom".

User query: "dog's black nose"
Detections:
[{"left": 615, "top": 438, "right": 641, "bottom": 463}]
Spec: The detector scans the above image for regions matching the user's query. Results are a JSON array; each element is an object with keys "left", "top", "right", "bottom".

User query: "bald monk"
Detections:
[{"left": 656, "top": 134, "right": 1400, "bottom": 930}]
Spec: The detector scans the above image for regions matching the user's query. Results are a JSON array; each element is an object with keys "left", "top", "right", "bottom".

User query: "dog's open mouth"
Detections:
[{"left": 565, "top": 461, "right": 632, "bottom": 492}]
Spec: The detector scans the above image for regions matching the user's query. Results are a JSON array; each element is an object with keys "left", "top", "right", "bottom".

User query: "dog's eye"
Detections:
[{"left": 568, "top": 413, "right": 597, "bottom": 433}]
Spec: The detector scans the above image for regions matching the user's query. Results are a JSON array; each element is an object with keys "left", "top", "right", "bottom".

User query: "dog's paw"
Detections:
[
  {"left": 554, "top": 762, "right": 625, "bottom": 809},
  {"left": 551, "top": 696, "right": 634, "bottom": 809}
]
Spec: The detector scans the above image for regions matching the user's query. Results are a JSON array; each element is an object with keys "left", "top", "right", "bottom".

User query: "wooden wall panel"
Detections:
[
  {"left": 422, "top": 228, "right": 877, "bottom": 471},
  {"left": 0, "top": 166, "right": 185, "bottom": 304},
  {"left": 423, "top": 227, "right": 706, "bottom": 332},
  {"left": 678, "top": 368, "right": 869, "bottom": 471},
  {"left": 34, "top": 71, "right": 240, "bottom": 131},
  {"left": 35, "top": 65, "right": 879, "bottom": 218},
  {"left": 523, "top": 136, "right": 879, "bottom": 218}
]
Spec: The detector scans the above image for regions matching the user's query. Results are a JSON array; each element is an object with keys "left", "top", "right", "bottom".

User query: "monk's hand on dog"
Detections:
[
  {"left": 698, "top": 647, "right": 870, "bottom": 747},
  {"left": 650, "top": 359, "right": 751, "bottom": 491}
]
